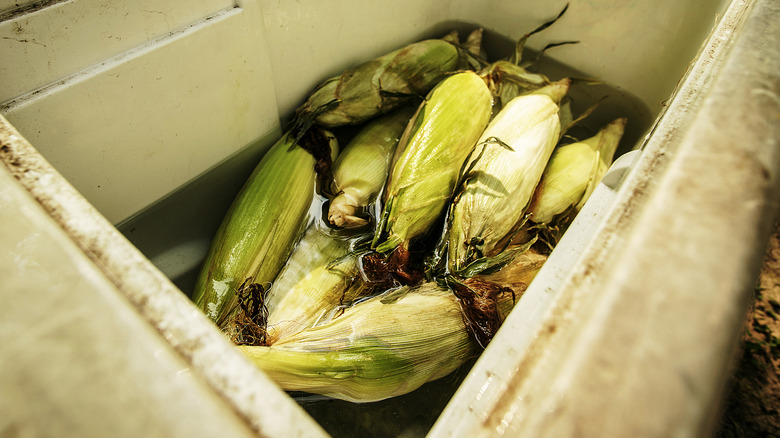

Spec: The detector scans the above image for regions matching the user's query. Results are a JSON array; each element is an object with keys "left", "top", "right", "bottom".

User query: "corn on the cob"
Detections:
[
  {"left": 294, "top": 37, "right": 462, "bottom": 130},
  {"left": 328, "top": 107, "right": 414, "bottom": 228},
  {"left": 192, "top": 130, "right": 338, "bottom": 329},
  {"left": 240, "top": 283, "right": 480, "bottom": 403},
  {"left": 447, "top": 79, "right": 569, "bottom": 275},
  {"left": 528, "top": 117, "right": 627, "bottom": 225},
  {"left": 265, "top": 251, "right": 369, "bottom": 345},
  {"left": 372, "top": 71, "right": 493, "bottom": 255}
]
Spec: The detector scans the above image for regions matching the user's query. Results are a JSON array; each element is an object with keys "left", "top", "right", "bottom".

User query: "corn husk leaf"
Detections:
[
  {"left": 328, "top": 107, "right": 414, "bottom": 228},
  {"left": 240, "top": 283, "right": 480, "bottom": 403},
  {"left": 446, "top": 80, "right": 569, "bottom": 275},
  {"left": 372, "top": 71, "right": 493, "bottom": 255},
  {"left": 192, "top": 130, "right": 337, "bottom": 329},
  {"left": 528, "top": 117, "right": 627, "bottom": 225}
]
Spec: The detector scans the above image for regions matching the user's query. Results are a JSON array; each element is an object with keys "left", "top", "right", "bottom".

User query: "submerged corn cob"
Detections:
[
  {"left": 372, "top": 71, "right": 493, "bottom": 255},
  {"left": 447, "top": 79, "right": 569, "bottom": 275},
  {"left": 192, "top": 131, "right": 337, "bottom": 329},
  {"left": 240, "top": 283, "right": 480, "bottom": 402},
  {"left": 294, "top": 37, "right": 461, "bottom": 129},
  {"left": 263, "top": 224, "right": 351, "bottom": 314},
  {"left": 328, "top": 107, "right": 414, "bottom": 228},
  {"left": 527, "top": 118, "right": 627, "bottom": 225},
  {"left": 238, "top": 243, "right": 548, "bottom": 402},
  {"left": 265, "top": 250, "right": 369, "bottom": 345}
]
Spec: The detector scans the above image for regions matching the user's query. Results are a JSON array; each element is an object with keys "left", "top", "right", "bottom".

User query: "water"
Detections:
[{"left": 116, "top": 23, "right": 654, "bottom": 438}]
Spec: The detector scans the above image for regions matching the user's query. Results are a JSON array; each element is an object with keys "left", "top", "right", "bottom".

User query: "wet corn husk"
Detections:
[
  {"left": 239, "top": 246, "right": 543, "bottom": 402},
  {"left": 192, "top": 130, "right": 338, "bottom": 329},
  {"left": 265, "top": 251, "right": 370, "bottom": 345},
  {"left": 372, "top": 71, "right": 493, "bottom": 255},
  {"left": 293, "top": 36, "right": 462, "bottom": 130},
  {"left": 446, "top": 80, "right": 569, "bottom": 275},
  {"left": 263, "top": 224, "right": 351, "bottom": 314},
  {"left": 528, "top": 117, "right": 627, "bottom": 225},
  {"left": 328, "top": 107, "right": 414, "bottom": 228},
  {"left": 240, "top": 283, "right": 479, "bottom": 403},
  {"left": 476, "top": 247, "right": 548, "bottom": 317}
]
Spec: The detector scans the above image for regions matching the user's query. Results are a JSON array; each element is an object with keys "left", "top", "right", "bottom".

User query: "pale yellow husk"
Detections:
[
  {"left": 240, "top": 283, "right": 475, "bottom": 403},
  {"left": 447, "top": 80, "right": 569, "bottom": 274},
  {"left": 528, "top": 117, "right": 627, "bottom": 224}
]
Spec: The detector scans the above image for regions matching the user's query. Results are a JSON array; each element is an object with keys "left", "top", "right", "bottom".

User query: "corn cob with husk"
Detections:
[
  {"left": 371, "top": 71, "right": 493, "bottom": 262},
  {"left": 239, "top": 283, "right": 481, "bottom": 402},
  {"left": 446, "top": 79, "right": 570, "bottom": 276},
  {"left": 238, "top": 245, "right": 549, "bottom": 402},
  {"left": 262, "top": 224, "right": 351, "bottom": 315},
  {"left": 264, "top": 247, "right": 371, "bottom": 345},
  {"left": 328, "top": 107, "right": 414, "bottom": 228},
  {"left": 528, "top": 117, "right": 627, "bottom": 225},
  {"left": 480, "top": 60, "right": 550, "bottom": 110},
  {"left": 192, "top": 129, "right": 338, "bottom": 331},
  {"left": 293, "top": 30, "right": 481, "bottom": 131}
]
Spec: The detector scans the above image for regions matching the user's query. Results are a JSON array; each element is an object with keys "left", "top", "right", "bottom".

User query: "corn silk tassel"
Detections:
[
  {"left": 446, "top": 79, "right": 570, "bottom": 277},
  {"left": 192, "top": 129, "right": 338, "bottom": 332},
  {"left": 328, "top": 107, "right": 414, "bottom": 228},
  {"left": 528, "top": 117, "right": 627, "bottom": 225},
  {"left": 370, "top": 72, "right": 492, "bottom": 272},
  {"left": 292, "top": 30, "right": 483, "bottom": 131}
]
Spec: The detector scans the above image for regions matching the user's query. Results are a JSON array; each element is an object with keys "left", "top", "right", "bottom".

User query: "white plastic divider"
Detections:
[{"left": 0, "top": 0, "right": 235, "bottom": 103}]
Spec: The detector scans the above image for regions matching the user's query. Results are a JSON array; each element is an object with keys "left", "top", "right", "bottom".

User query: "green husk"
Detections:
[
  {"left": 372, "top": 71, "right": 493, "bottom": 255},
  {"left": 192, "top": 130, "right": 337, "bottom": 329},
  {"left": 294, "top": 37, "right": 462, "bottom": 129},
  {"left": 528, "top": 117, "right": 627, "bottom": 225},
  {"left": 328, "top": 107, "right": 414, "bottom": 228}
]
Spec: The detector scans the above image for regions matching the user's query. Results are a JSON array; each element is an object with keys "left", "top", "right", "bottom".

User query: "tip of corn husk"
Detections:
[
  {"left": 449, "top": 246, "right": 548, "bottom": 347},
  {"left": 528, "top": 77, "right": 571, "bottom": 104},
  {"left": 589, "top": 117, "right": 627, "bottom": 165},
  {"left": 463, "top": 28, "right": 484, "bottom": 58}
]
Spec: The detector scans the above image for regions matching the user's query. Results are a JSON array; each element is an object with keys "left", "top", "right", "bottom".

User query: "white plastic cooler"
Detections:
[{"left": 1, "top": 0, "right": 778, "bottom": 436}]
